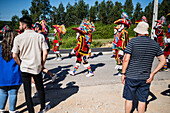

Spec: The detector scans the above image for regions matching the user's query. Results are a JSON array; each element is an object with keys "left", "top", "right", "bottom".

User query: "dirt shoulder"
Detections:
[{"left": 14, "top": 80, "right": 170, "bottom": 113}]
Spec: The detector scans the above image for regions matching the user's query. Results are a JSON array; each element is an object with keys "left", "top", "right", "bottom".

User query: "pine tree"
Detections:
[
  {"left": 113, "top": 1, "right": 122, "bottom": 21},
  {"left": 11, "top": 15, "right": 19, "bottom": 29},
  {"left": 123, "top": 0, "right": 133, "bottom": 18},
  {"left": 144, "top": 1, "right": 153, "bottom": 25},
  {"left": 132, "top": 2, "right": 142, "bottom": 24},
  {"left": 65, "top": 2, "right": 76, "bottom": 26},
  {"left": 98, "top": 0, "right": 107, "bottom": 24},
  {"left": 159, "top": 0, "right": 170, "bottom": 19},
  {"left": 29, "top": 0, "right": 51, "bottom": 23},
  {"left": 89, "top": 6, "right": 97, "bottom": 22},
  {"left": 21, "top": 9, "right": 29, "bottom": 17},
  {"left": 75, "top": 0, "right": 89, "bottom": 24},
  {"left": 57, "top": 2, "right": 65, "bottom": 25},
  {"left": 106, "top": 0, "right": 114, "bottom": 24},
  {"left": 51, "top": 6, "right": 58, "bottom": 25}
]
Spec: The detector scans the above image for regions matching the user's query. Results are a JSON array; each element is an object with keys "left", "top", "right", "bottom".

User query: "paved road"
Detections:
[
  {"left": 44, "top": 52, "right": 170, "bottom": 87},
  {"left": 12, "top": 52, "right": 170, "bottom": 113}
]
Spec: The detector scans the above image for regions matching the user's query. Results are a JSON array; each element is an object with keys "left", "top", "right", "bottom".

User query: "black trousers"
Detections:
[{"left": 21, "top": 72, "right": 45, "bottom": 113}]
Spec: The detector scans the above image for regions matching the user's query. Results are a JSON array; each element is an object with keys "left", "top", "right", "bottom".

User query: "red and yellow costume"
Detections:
[
  {"left": 53, "top": 31, "right": 62, "bottom": 53},
  {"left": 80, "top": 18, "right": 95, "bottom": 58},
  {"left": 163, "top": 24, "right": 170, "bottom": 71},
  {"left": 53, "top": 24, "right": 66, "bottom": 60},
  {"left": 68, "top": 27, "right": 93, "bottom": 77},
  {"left": 113, "top": 12, "right": 131, "bottom": 76},
  {"left": 114, "top": 26, "right": 129, "bottom": 70}
]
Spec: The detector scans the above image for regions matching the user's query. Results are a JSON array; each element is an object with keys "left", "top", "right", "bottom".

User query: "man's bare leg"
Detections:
[
  {"left": 125, "top": 100, "right": 132, "bottom": 113},
  {"left": 138, "top": 101, "right": 146, "bottom": 113}
]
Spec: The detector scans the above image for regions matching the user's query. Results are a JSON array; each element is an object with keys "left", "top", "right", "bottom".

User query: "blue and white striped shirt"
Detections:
[{"left": 124, "top": 36, "right": 163, "bottom": 80}]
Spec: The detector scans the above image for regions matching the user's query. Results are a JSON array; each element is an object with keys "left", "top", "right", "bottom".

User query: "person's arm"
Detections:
[
  {"left": 41, "top": 34, "right": 48, "bottom": 68},
  {"left": 12, "top": 36, "right": 20, "bottom": 66},
  {"left": 146, "top": 55, "right": 166, "bottom": 83},
  {"left": 42, "top": 49, "right": 48, "bottom": 69},
  {"left": 121, "top": 53, "right": 131, "bottom": 85},
  {"left": 12, "top": 53, "right": 21, "bottom": 66}
]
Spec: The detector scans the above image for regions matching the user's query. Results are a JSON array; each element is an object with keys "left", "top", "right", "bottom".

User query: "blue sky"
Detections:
[{"left": 0, "top": 0, "right": 163, "bottom": 21}]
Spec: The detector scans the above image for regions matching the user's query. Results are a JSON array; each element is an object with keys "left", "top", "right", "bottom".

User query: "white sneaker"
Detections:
[
  {"left": 163, "top": 69, "right": 169, "bottom": 72},
  {"left": 52, "top": 73, "right": 58, "bottom": 82},
  {"left": 0, "top": 109, "right": 5, "bottom": 113},
  {"left": 68, "top": 71, "right": 75, "bottom": 76},
  {"left": 86, "top": 73, "right": 94, "bottom": 77},
  {"left": 9, "top": 110, "right": 19, "bottom": 113},
  {"left": 57, "top": 58, "right": 62, "bottom": 61}
]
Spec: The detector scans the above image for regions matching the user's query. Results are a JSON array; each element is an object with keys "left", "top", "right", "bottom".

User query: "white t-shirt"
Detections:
[{"left": 12, "top": 30, "right": 49, "bottom": 74}]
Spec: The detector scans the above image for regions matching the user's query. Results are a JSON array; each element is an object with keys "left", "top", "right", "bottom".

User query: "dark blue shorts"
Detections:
[{"left": 123, "top": 78, "right": 150, "bottom": 102}]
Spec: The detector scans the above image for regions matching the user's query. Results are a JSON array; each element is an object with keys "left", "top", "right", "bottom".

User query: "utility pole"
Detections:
[{"left": 151, "top": 0, "right": 158, "bottom": 39}]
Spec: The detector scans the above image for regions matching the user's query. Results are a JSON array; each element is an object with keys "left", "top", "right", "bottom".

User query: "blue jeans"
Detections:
[{"left": 0, "top": 85, "right": 20, "bottom": 111}]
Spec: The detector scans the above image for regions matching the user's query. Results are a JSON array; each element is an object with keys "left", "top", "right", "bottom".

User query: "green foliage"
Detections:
[
  {"left": 144, "top": 2, "right": 153, "bottom": 25},
  {"left": 7, "top": 0, "right": 169, "bottom": 30},
  {"left": 48, "top": 22, "right": 140, "bottom": 49},
  {"left": 29, "top": 0, "right": 51, "bottom": 23},
  {"left": 158, "top": 0, "right": 170, "bottom": 19},
  {"left": 132, "top": 2, "right": 142, "bottom": 23},
  {"left": 127, "top": 24, "right": 136, "bottom": 38},
  {"left": 98, "top": 0, "right": 107, "bottom": 24},
  {"left": 92, "top": 22, "right": 115, "bottom": 39},
  {"left": 11, "top": 15, "right": 19, "bottom": 29},
  {"left": 21, "top": 9, "right": 29, "bottom": 17},
  {"left": 56, "top": 2, "right": 66, "bottom": 25},
  {"left": 4, "top": 0, "right": 169, "bottom": 45},
  {"left": 123, "top": 0, "right": 133, "bottom": 18},
  {"left": 113, "top": 1, "right": 122, "bottom": 21},
  {"left": 60, "top": 37, "right": 78, "bottom": 49}
]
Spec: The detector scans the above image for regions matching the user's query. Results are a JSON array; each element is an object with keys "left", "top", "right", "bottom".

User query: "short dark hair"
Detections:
[
  {"left": 20, "top": 16, "right": 32, "bottom": 29},
  {"left": 35, "top": 23, "right": 42, "bottom": 30}
]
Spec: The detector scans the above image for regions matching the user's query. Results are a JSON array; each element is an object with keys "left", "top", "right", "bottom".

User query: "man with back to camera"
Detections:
[
  {"left": 121, "top": 22, "right": 166, "bottom": 113},
  {"left": 12, "top": 16, "right": 49, "bottom": 113}
]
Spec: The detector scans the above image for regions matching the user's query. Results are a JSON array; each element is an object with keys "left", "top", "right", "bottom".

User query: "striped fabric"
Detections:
[{"left": 124, "top": 36, "right": 163, "bottom": 80}]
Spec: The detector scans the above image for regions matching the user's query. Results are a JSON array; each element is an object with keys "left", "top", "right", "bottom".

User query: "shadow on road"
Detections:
[
  {"left": 160, "top": 84, "right": 170, "bottom": 97},
  {"left": 16, "top": 64, "right": 79, "bottom": 113},
  {"left": 47, "top": 54, "right": 75, "bottom": 61},
  {"left": 89, "top": 52, "right": 103, "bottom": 59},
  {"left": 46, "top": 56, "right": 56, "bottom": 60},
  {"left": 130, "top": 91, "right": 157, "bottom": 113}
]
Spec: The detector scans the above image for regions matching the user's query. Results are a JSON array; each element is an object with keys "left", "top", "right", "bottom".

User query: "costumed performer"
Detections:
[
  {"left": 113, "top": 11, "right": 130, "bottom": 76},
  {"left": 153, "top": 16, "right": 166, "bottom": 48},
  {"left": 80, "top": 18, "right": 95, "bottom": 58},
  {"left": 162, "top": 24, "right": 170, "bottom": 71},
  {"left": 68, "top": 27, "right": 94, "bottom": 77},
  {"left": 53, "top": 24, "right": 66, "bottom": 61}
]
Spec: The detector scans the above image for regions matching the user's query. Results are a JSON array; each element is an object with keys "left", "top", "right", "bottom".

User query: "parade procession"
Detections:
[{"left": 0, "top": 0, "right": 170, "bottom": 113}]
